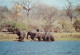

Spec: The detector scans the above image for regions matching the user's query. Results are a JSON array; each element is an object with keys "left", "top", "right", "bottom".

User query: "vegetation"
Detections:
[
  {"left": 0, "top": 21, "right": 30, "bottom": 32},
  {"left": 73, "top": 20, "right": 80, "bottom": 32},
  {"left": 0, "top": 32, "right": 80, "bottom": 41},
  {"left": 0, "top": 0, "right": 80, "bottom": 41}
]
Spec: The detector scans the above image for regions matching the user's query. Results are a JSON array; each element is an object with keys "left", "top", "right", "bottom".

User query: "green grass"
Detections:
[{"left": 0, "top": 32, "right": 80, "bottom": 41}]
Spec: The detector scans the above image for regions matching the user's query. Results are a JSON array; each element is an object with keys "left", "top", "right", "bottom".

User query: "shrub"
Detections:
[
  {"left": 73, "top": 20, "right": 80, "bottom": 32},
  {"left": 0, "top": 21, "right": 30, "bottom": 33}
]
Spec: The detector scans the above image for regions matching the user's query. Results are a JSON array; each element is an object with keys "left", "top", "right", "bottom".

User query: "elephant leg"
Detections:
[
  {"left": 43, "top": 36, "right": 47, "bottom": 41},
  {"left": 19, "top": 36, "right": 21, "bottom": 39},
  {"left": 31, "top": 36, "right": 34, "bottom": 40},
  {"left": 43, "top": 38, "right": 45, "bottom": 41},
  {"left": 46, "top": 37, "right": 48, "bottom": 41},
  {"left": 51, "top": 37, "right": 54, "bottom": 41},
  {"left": 48, "top": 37, "right": 51, "bottom": 41},
  {"left": 20, "top": 36, "right": 24, "bottom": 41},
  {"left": 21, "top": 37, "right": 24, "bottom": 41},
  {"left": 37, "top": 37, "right": 40, "bottom": 41},
  {"left": 40, "top": 36, "right": 42, "bottom": 41},
  {"left": 31, "top": 34, "right": 35, "bottom": 40}
]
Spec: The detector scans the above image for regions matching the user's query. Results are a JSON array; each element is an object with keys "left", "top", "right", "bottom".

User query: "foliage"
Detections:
[
  {"left": 0, "top": 6, "right": 12, "bottom": 20},
  {"left": 0, "top": 21, "right": 30, "bottom": 32},
  {"left": 75, "top": 5, "right": 80, "bottom": 13},
  {"left": 58, "top": 19, "right": 76, "bottom": 32},
  {"left": 65, "top": 1, "right": 74, "bottom": 22},
  {"left": 0, "top": 1, "right": 80, "bottom": 33},
  {"left": 73, "top": 20, "right": 80, "bottom": 32}
]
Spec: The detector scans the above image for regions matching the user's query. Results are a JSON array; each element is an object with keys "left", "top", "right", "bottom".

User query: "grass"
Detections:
[
  {"left": 54, "top": 32, "right": 80, "bottom": 41},
  {"left": 0, "top": 32, "right": 33, "bottom": 41},
  {"left": 0, "top": 32, "right": 80, "bottom": 41}
]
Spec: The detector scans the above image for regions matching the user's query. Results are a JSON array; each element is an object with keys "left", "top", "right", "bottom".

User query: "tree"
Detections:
[
  {"left": 15, "top": 0, "right": 39, "bottom": 18},
  {"left": 65, "top": 0, "right": 74, "bottom": 22},
  {"left": 0, "top": 6, "right": 12, "bottom": 21},
  {"left": 14, "top": 0, "right": 39, "bottom": 27},
  {"left": 33, "top": 4, "right": 57, "bottom": 32},
  {"left": 12, "top": 4, "right": 23, "bottom": 21},
  {"left": 73, "top": 20, "right": 80, "bottom": 32},
  {"left": 74, "top": 5, "right": 80, "bottom": 19}
]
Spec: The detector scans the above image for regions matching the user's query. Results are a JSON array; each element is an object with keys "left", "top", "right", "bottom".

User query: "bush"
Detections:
[
  {"left": 0, "top": 21, "right": 30, "bottom": 33},
  {"left": 73, "top": 20, "right": 80, "bottom": 32}
]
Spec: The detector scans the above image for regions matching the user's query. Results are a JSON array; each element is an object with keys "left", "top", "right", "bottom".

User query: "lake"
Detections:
[{"left": 0, "top": 41, "right": 80, "bottom": 55}]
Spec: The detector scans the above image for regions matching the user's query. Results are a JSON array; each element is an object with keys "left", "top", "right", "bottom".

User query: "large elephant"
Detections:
[
  {"left": 45, "top": 32, "right": 55, "bottom": 41},
  {"left": 35, "top": 32, "right": 55, "bottom": 41},
  {"left": 16, "top": 29, "right": 26, "bottom": 41}
]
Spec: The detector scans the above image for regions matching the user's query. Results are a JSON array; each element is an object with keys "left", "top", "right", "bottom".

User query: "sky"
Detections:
[{"left": 0, "top": 0, "right": 80, "bottom": 9}]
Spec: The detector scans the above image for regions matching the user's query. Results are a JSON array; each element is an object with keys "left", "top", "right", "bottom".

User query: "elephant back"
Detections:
[
  {"left": 38, "top": 29, "right": 45, "bottom": 32},
  {"left": 46, "top": 32, "right": 55, "bottom": 38},
  {"left": 30, "top": 29, "right": 37, "bottom": 33}
]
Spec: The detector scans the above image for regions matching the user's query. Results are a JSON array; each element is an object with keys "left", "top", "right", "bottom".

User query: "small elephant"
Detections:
[{"left": 16, "top": 29, "right": 26, "bottom": 41}]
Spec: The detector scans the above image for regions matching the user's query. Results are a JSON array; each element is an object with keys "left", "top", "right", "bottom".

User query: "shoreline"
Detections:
[{"left": 0, "top": 32, "right": 80, "bottom": 41}]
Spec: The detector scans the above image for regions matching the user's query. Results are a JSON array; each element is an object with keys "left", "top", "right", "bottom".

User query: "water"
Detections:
[{"left": 0, "top": 41, "right": 80, "bottom": 55}]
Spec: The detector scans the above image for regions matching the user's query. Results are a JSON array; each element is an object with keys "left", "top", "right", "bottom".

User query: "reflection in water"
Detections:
[{"left": 0, "top": 41, "right": 80, "bottom": 55}]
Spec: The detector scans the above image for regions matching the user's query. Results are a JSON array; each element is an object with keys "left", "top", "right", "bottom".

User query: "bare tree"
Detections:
[
  {"left": 0, "top": 6, "right": 12, "bottom": 21},
  {"left": 74, "top": 5, "right": 80, "bottom": 19},
  {"left": 33, "top": 4, "right": 57, "bottom": 32},
  {"left": 65, "top": 0, "right": 74, "bottom": 22},
  {"left": 14, "top": 0, "right": 39, "bottom": 27},
  {"left": 15, "top": 0, "right": 39, "bottom": 18}
]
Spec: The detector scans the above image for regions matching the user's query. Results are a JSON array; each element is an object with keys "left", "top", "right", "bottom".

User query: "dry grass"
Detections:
[
  {"left": 0, "top": 32, "right": 80, "bottom": 41},
  {"left": 0, "top": 32, "right": 18, "bottom": 41},
  {"left": 54, "top": 32, "right": 80, "bottom": 41}
]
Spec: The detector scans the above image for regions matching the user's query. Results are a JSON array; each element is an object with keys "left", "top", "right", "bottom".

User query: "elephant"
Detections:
[
  {"left": 35, "top": 32, "right": 46, "bottom": 41},
  {"left": 35, "top": 32, "right": 55, "bottom": 41},
  {"left": 16, "top": 29, "right": 26, "bottom": 41},
  {"left": 27, "top": 29, "right": 44, "bottom": 40},
  {"left": 27, "top": 29, "right": 55, "bottom": 41},
  {"left": 27, "top": 29, "right": 38, "bottom": 40},
  {"left": 45, "top": 32, "right": 55, "bottom": 41}
]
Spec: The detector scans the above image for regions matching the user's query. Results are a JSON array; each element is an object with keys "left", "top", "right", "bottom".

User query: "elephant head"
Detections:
[
  {"left": 16, "top": 29, "right": 26, "bottom": 41},
  {"left": 27, "top": 29, "right": 38, "bottom": 40}
]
